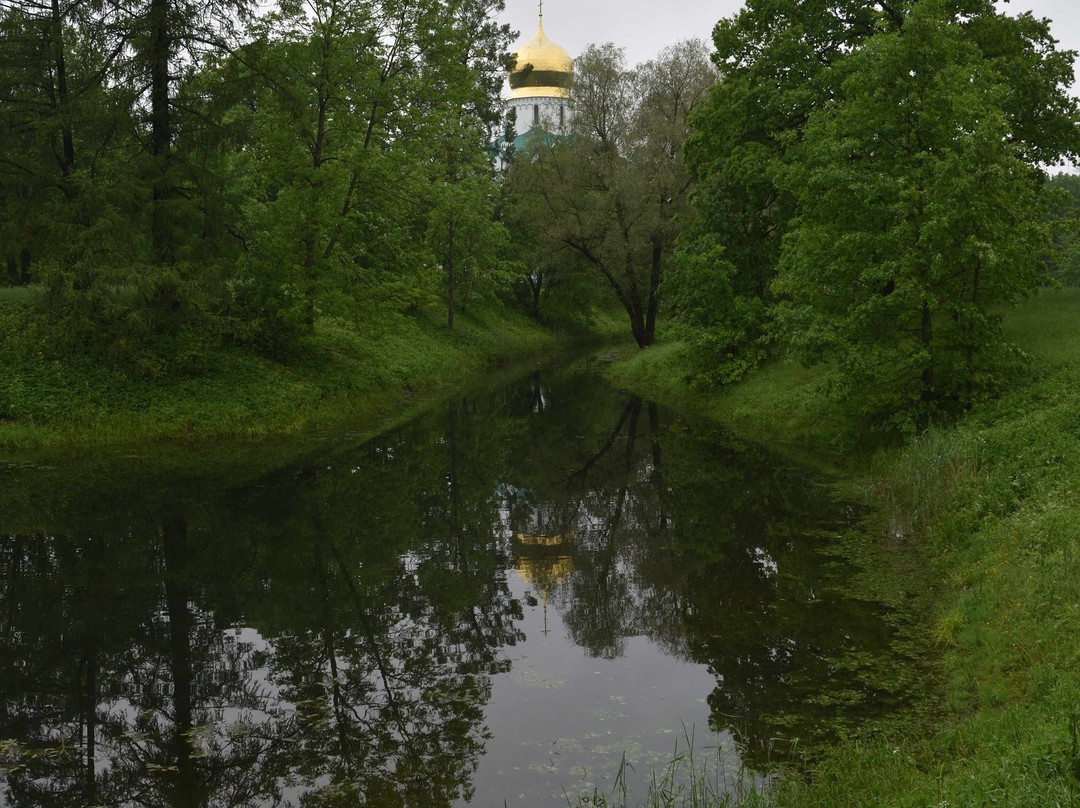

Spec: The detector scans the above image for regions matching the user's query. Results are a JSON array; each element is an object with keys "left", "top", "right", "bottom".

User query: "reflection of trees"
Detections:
[
  {"left": 0, "top": 367, "right": 925, "bottom": 801},
  {"left": 498, "top": 381, "right": 923, "bottom": 770},
  {"left": 500, "top": 393, "right": 680, "bottom": 660},
  {"left": 0, "top": 516, "right": 285, "bottom": 808},
  {"left": 265, "top": 539, "right": 521, "bottom": 806},
  {"left": 0, "top": 390, "right": 527, "bottom": 807}
]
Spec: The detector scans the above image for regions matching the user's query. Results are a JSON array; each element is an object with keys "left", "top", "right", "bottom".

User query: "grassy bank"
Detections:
[
  {"left": 0, "top": 287, "right": 622, "bottom": 450},
  {"left": 602, "top": 288, "right": 1080, "bottom": 807},
  {"left": 603, "top": 342, "right": 844, "bottom": 465}
]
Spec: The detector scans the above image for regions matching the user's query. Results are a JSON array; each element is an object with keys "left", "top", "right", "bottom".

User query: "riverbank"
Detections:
[
  {"left": 0, "top": 289, "right": 622, "bottom": 451},
  {"left": 603, "top": 288, "right": 1080, "bottom": 807}
]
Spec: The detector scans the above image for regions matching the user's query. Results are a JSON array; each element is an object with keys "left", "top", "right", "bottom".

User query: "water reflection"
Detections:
[{"left": 0, "top": 368, "right": 923, "bottom": 806}]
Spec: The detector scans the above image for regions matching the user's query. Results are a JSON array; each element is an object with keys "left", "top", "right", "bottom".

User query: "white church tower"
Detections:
[{"left": 507, "top": 10, "right": 573, "bottom": 138}]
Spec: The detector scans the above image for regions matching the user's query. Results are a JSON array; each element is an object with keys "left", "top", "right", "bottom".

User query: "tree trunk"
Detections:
[
  {"left": 50, "top": 0, "right": 75, "bottom": 181},
  {"left": 628, "top": 302, "right": 649, "bottom": 348},
  {"left": 302, "top": 71, "right": 330, "bottom": 332},
  {"left": 966, "top": 261, "right": 981, "bottom": 408},
  {"left": 149, "top": 0, "right": 174, "bottom": 268},
  {"left": 303, "top": 236, "right": 317, "bottom": 330},
  {"left": 446, "top": 224, "right": 456, "bottom": 329},
  {"left": 531, "top": 275, "right": 542, "bottom": 317},
  {"left": 920, "top": 300, "right": 934, "bottom": 405},
  {"left": 643, "top": 239, "right": 663, "bottom": 347}
]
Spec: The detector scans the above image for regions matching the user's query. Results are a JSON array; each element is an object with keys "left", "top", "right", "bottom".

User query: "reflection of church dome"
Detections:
[
  {"left": 515, "top": 552, "right": 573, "bottom": 593},
  {"left": 513, "top": 529, "right": 573, "bottom": 635},
  {"left": 508, "top": 16, "right": 572, "bottom": 100},
  {"left": 513, "top": 531, "right": 573, "bottom": 594}
]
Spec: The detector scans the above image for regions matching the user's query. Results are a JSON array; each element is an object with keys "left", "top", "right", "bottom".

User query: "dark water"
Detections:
[{"left": 0, "top": 366, "right": 925, "bottom": 807}]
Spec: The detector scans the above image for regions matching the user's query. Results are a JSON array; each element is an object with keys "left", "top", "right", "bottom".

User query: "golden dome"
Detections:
[{"left": 508, "top": 16, "right": 572, "bottom": 100}]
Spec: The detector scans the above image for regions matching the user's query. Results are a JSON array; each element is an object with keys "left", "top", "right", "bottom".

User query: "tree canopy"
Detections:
[
  {"left": 678, "top": 0, "right": 1080, "bottom": 428},
  {"left": 506, "top": 40, "right": 716, "bottom": 347}
]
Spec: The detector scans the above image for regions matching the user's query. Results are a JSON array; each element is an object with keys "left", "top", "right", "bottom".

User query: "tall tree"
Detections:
[
  {"left": 683, "top": 0, "right": 1079, "bottom": 411},
  {"left": 773, "top": 0, "right": 1079, "bottom": 428},
  {"left": 681, "top": 0, "right": 1080, "bottom": 387},
  {"left": 235, "top": 0, "right": 512, "bottom": 338},
  {"left": 126, "top": 0, "right": 251, "bottom": 272},
  {"left": 510, "top": 41, "right": 715, "bottom": 348},
  {"left": 676, "top": 0, "right": 898, "bottom": 382},
  {"left": 0, "top": 0, "right": 134, "bottom": 295},
  {"left": 413, "top": 0, "right": 513, "bottom": 328}
]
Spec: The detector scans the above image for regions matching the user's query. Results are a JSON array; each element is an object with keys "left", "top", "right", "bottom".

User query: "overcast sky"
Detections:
[{"left": 498, "top": 0, "right": 1080, "bottom": 90}]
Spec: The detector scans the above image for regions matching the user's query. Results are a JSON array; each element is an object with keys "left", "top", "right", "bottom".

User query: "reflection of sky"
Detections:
[{"left": 460, "top": 569, "right": 731, "bottom": 806}]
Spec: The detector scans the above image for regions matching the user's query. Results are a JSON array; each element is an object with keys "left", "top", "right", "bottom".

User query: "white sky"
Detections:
[{"left": 499, "top": 0, "right": 1080, "bottom": 90}]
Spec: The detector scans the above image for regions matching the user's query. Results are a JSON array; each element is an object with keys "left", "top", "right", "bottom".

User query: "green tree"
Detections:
[
  {"left": 774, "top": 0, "right": 1077, "bottom": 429},
  {"left": 683, "top": 0, "right": 1079, "bottom": 394},
  {"left": 1045, "top": 173, "right": 1080, "bottom": 285},
  {"left": 1, "top": 0, "right": 257, "bottom": 353},
  {"left": 425, "top": 174, "right": 509, "bottom": 328},
  {"left": 677, "top": 0, "right": 883, "bottom": 379},
  {"left": 0, "top": 0, "right": 137, "bottom": 295},
  {"left": 235, "top": 0, "right": 512, "bottom": 340},
  {"left": 510, "top": 40, "right": 714, "bottom": 347}
]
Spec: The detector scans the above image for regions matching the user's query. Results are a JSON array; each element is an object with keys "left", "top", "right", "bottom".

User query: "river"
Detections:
[{"left": 0, "top": 362, "right": 925, "bottom": 806}]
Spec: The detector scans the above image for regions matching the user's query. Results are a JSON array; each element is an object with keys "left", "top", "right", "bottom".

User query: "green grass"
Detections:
[
  {"left": 0, "top": 296, "right": 590, "bottom": 451},
  {"left": 0, "top": 285, "right": 41, "bottom": 313},
  {"left": 567, "top": 727, "right": 769, "bottom": 808},
  {"left": 604, "top": 287, "right": 1080, "bottom": 807},
  {"left": 604, "top": 341, "right": 842, "bottom": 469}
]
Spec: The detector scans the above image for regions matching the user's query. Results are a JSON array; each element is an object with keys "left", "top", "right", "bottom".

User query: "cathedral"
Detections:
[
  {"left": 507, "top": 11, "right": 572, "bottom": 138},
  {"left": 495, "top": 10, "right": 573, "bottom": 165}
]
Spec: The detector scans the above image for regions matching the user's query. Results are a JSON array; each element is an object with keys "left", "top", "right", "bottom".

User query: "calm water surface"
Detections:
[{"left": 0, "top": 366, "right": 923, "bottom": 806}]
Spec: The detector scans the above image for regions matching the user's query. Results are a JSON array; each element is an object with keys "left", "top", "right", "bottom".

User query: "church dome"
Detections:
[{"left": 508, "top": 16, "right": 572, "bottom": 100}]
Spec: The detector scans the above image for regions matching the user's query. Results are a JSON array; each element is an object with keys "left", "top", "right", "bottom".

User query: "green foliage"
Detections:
[
  {"left": 1045, "top": 173, "right": 1080, "bottom": 285},
  {"left": 500, "top": 166, "right": 605, "bottom": 327},
  {"left": 605, "top": 340, "right": 842, "bottom": 458},
  {"left": 773, "top": 0, "right": 1059, "bottom": 431},
  {"left": 684, "top": 0, "right": 1080, "bottom": 432},
  {"left": 423, "top": 173, "right": 511, "bottom": 326},
  {"left": 677, "top": 0, "right": 868, "bottom": 378},
  {"left": 509, "top": 40, "right": 716, "bottom": 349},
  {"left": 0, "top": 0, "right": 523, "bottom": 376},
  {"left": 663, "top": 235, "right": 768, "bottom": 385},
  {"left": 0, "top": 300, "right": 559, "bottom": 449}
]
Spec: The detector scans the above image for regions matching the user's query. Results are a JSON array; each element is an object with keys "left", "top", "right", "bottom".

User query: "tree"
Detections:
[
  {"left": 682, "top": 0, "right": 1079, "bottom": 393},
  {"left": 1045, "top": 173, "right": 1080, "bottom": 285},
  {"left": 676, "top": 0, "right": 886, "bottom": 380},
  {"left": 235, "top": 0, "right": 512, "bottom": 339},
  {"left": 425, "top": 174, "right": 508, "bottom": 328},
  {"left": 773, "top": 0, "right": 1078, "bottom": 429},
  {"left": 0, "top": 0, "right": 136, "bottom": 295},
  {"left": 412, "top": 0, "right": 514, "bottom": 329},
  {"left": 509, "top": 40, "right": 715, "bottom": 348},
  {"left": 684, "top": 0, "right": 1079, "bottom": 421}
]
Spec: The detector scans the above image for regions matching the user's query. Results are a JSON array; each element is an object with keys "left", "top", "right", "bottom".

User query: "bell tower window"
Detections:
[{"left": 533, "top": 104, "right": 540, "bottom": 126}]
